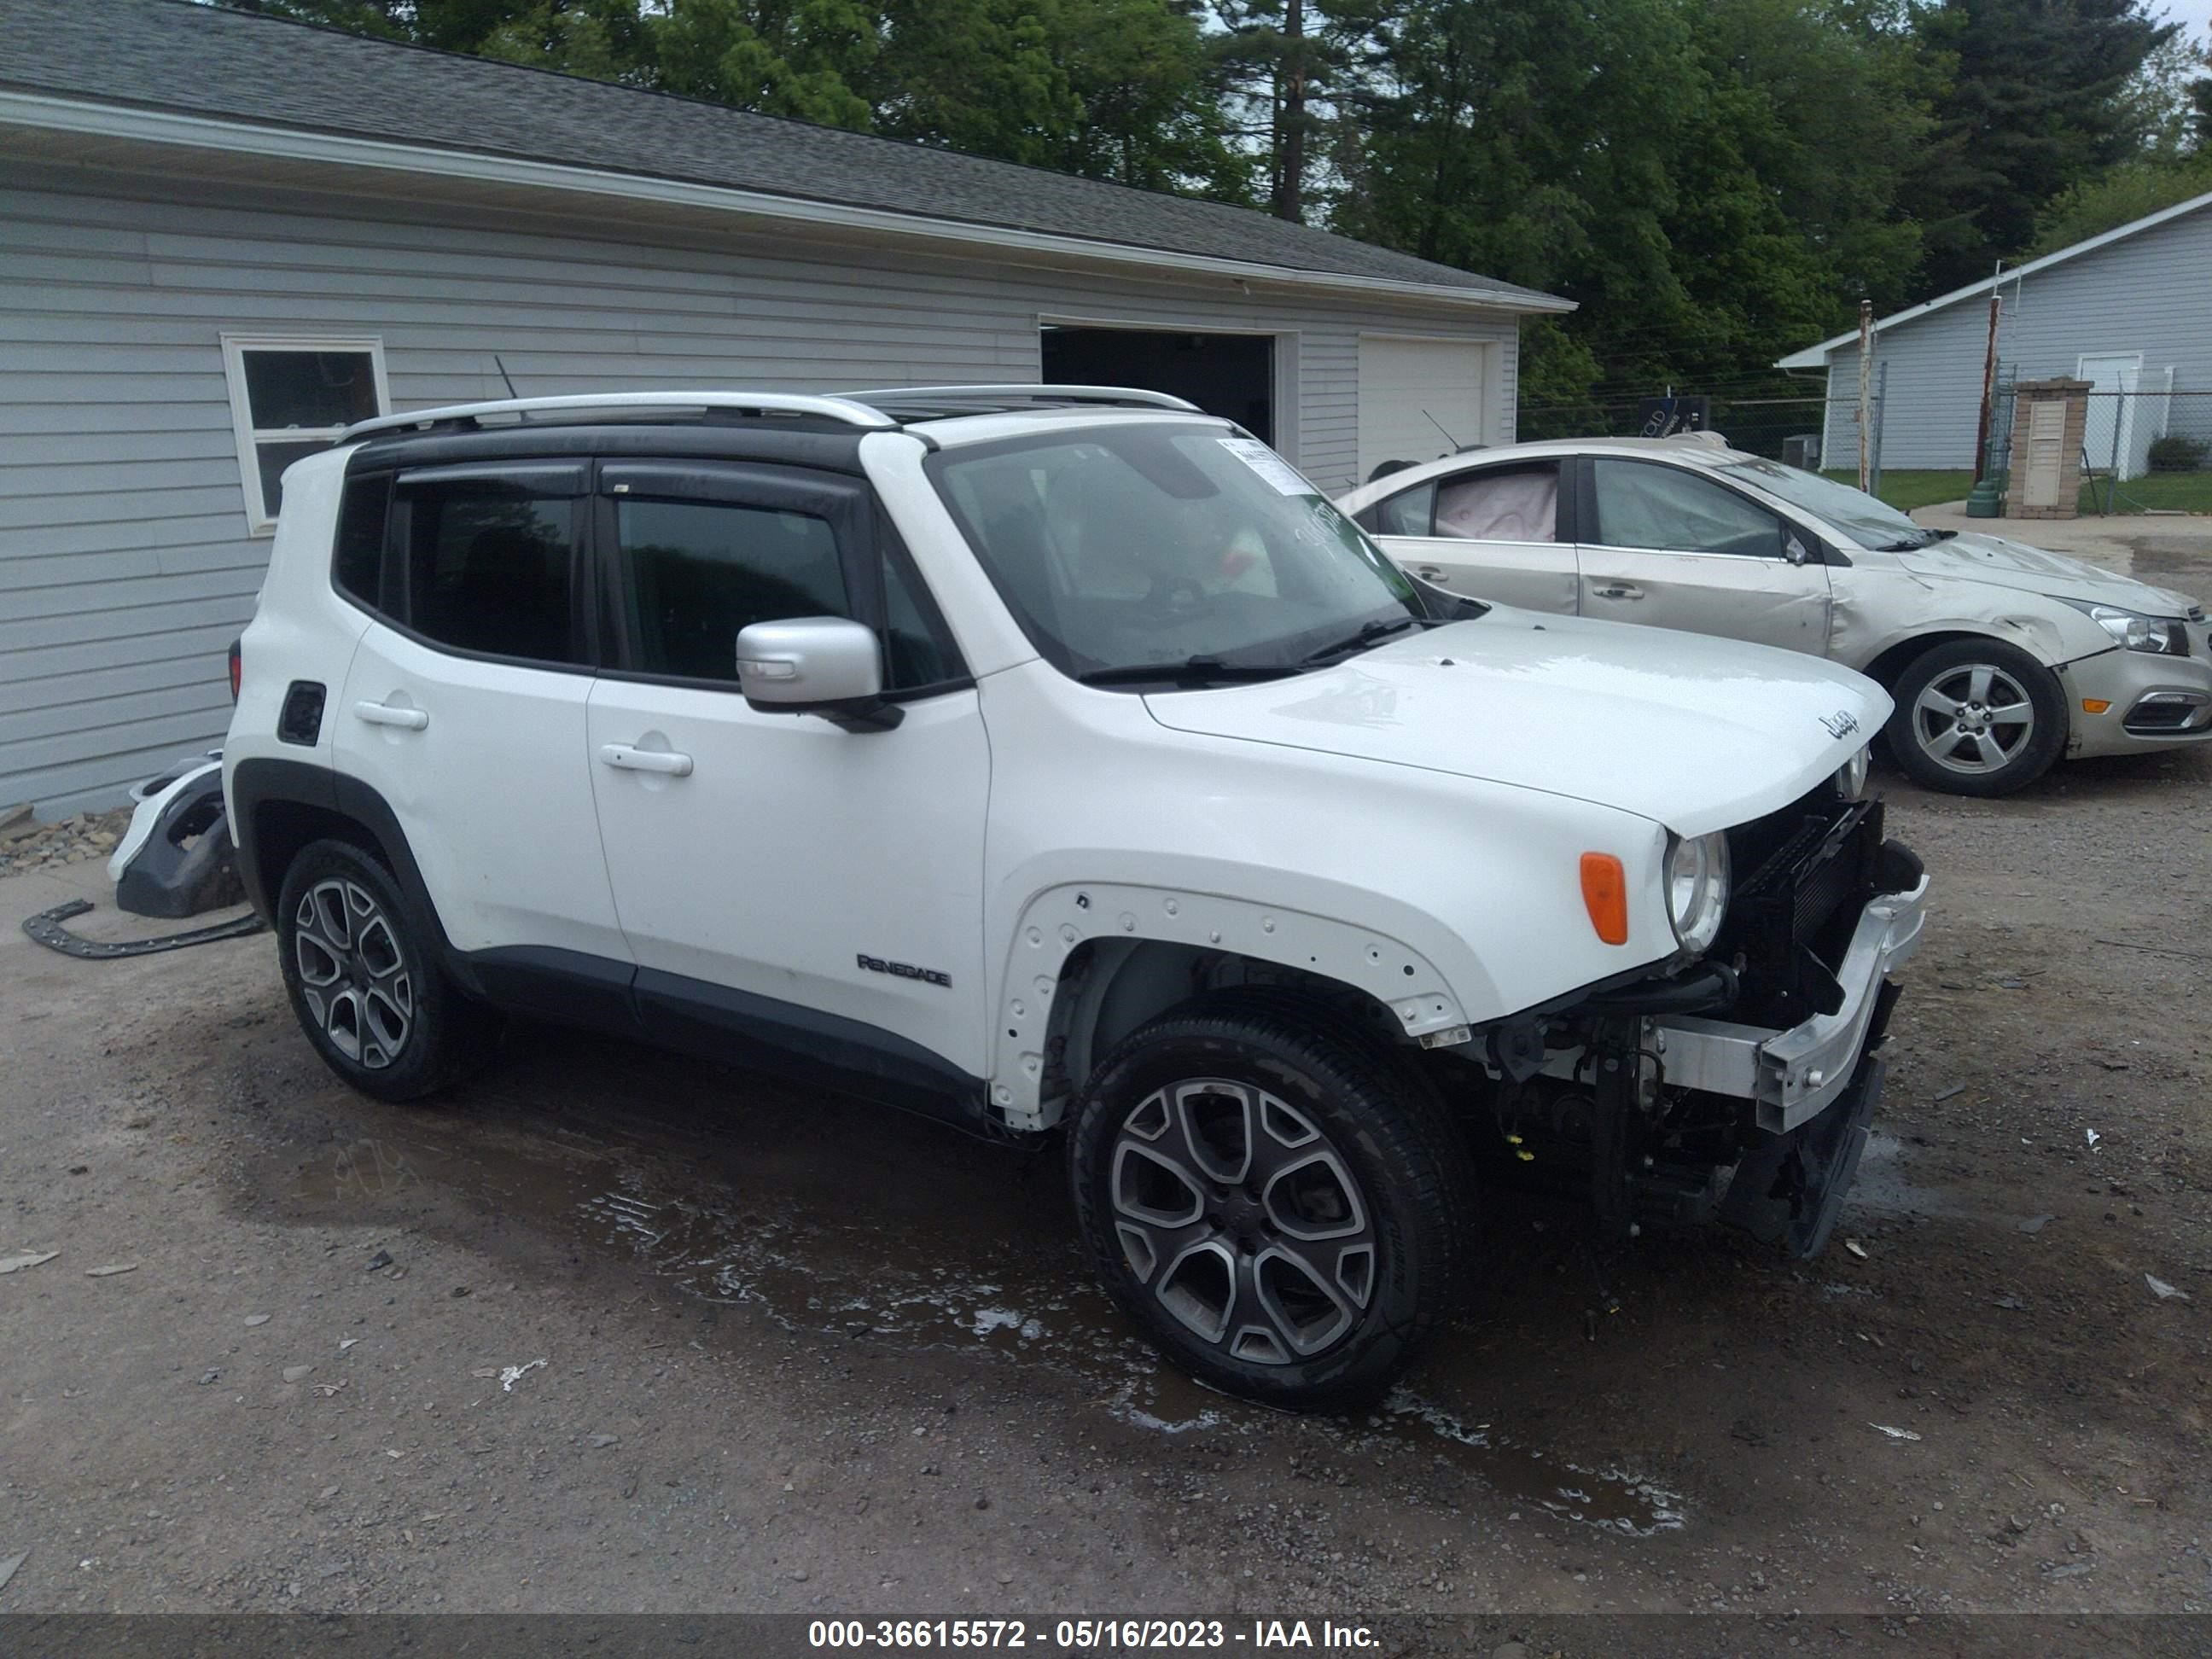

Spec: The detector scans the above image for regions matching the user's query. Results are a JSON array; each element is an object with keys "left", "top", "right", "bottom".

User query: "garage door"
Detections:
[{"left": 1357, "top": 336, "right": 1487, "bottom": 483}]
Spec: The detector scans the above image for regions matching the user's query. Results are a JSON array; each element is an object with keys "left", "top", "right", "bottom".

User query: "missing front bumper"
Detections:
[{"left": 1651, "top": 850, "right": 1930, "bottom": 1135}]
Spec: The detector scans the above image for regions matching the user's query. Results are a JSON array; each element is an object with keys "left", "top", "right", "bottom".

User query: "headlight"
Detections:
[
  {"left": 2072, "top": 602, "right": 2188, "bottom": 655},
  {"left": 1664, "top": 830, "right": 1731, "bottom": 954},
  {"left": 1833, "top": 745, "right": 1871, "bottom": 800}
]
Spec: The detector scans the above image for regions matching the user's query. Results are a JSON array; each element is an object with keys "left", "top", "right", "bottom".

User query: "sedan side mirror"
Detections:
[
  {"left": 1784, "top": 534, "right": 1811, "bottom": 567},
  {"left": 734, "top": 617, "right": 901, "bottom": 730}
]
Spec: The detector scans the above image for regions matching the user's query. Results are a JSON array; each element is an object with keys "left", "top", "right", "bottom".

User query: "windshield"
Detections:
[
  {"left": 928, "top": 423, "right": 1426, "bottom": 681},
  {"left": 1717, "top": 456, "right": 1934, "bottom": 550}
]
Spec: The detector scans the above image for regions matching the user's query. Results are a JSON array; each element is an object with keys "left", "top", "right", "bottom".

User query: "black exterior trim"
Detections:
[
  {"left": 466, "top": 945, "right": 640, "bottom": 1033},
  {"left": 348, "top": 424, "right": 871, "bottom": 480},
  {"left": 227, "top": 754, "right": 339, "bottom": 920},
  {"left": 632, "top": 967, "right": 988, "bottom": 1126},
  {"left": 229, "top": 756, "right": 992, "bottom": 1132}
]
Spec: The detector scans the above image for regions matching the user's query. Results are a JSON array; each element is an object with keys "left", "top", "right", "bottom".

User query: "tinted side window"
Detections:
[
  {"left": 332, "top": 474, "right": 390, "bottom": 609},
  {"left": 405, "top": 480, "right": 581, "bottom": 663},
  {"left": 882, "top": 550, "right": 958, "bottom": 690},
  {"left": 617, "top": 498, "right": 850, "bottom": 683},
  {"left": 1592, "top": 460, "right": 1785, "bottom": 558}
]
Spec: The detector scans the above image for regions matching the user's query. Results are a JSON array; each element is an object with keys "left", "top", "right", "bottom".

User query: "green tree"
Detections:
[
  {"left": 1906, "top": 0, "right": 2177, "bottom": 296},
  {"left": 2031, "top": 151, "right": 2212, "bottom": 250}
]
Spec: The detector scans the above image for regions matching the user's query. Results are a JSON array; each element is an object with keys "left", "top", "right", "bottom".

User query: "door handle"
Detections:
[
  {"left": 1590, "top": 583, "right": 1642, "bottom": 601},
  {"left": 353, "top": 700, "right": 428, "bottom": 731},
  {"left": 1416, "top": 565, "right": 1447, "bottom": 582},
  {"left": 598, "top": 742, "right": 693, "bottom": 777}
]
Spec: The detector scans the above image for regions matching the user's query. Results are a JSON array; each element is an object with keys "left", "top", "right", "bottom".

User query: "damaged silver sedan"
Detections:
[{"left": 1340, "top": 438, "right": 2212, "bottom": 795}]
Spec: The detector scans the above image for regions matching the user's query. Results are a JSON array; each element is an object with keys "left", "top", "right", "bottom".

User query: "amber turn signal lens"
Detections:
[
  {"left": 1580, "top": 852, "right": 1629, "bottom": 946},
  {"left": 2081, "top": 698, "right": 2111, "bottom": 714}
]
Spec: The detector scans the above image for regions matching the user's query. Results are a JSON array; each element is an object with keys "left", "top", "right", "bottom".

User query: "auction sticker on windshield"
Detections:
[{"left": 1218, "top": 437, "right": 1314, "bottom": 496}]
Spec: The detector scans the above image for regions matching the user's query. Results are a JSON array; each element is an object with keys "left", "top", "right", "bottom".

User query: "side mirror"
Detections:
[
  {"left": 734, "top": 617, "right": 900, "bottom": 730},
  {"left": 1784, "top": 534, "right": 1811, "bottom": 567}
]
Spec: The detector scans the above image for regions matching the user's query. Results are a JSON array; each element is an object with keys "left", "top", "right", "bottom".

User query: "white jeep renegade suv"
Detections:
[{"left": 223, "top": 385, "right": 1929, "bottom": 1410}]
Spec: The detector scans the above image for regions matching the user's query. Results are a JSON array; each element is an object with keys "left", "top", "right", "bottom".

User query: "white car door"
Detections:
[
  {"left": 582, "top": 460, "right": 992, "bottom": 1082},
  {"left": 1358, "top": 459, "right": 1579, "bottom": 613},
  {"left": 334, "top": 460, "right": 631, "bottom": 963}
]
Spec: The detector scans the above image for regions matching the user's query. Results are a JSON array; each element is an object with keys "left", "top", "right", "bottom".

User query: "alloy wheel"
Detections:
[
  {"left": 1910, "top": 661, "right": 2037, "bottom": 776},
  {"left": 1109, "top": 1078, "right": 1377, "bottom": 1366},
  {"left": 292, "top": 877, "right": 414, "bottom": 1069}
]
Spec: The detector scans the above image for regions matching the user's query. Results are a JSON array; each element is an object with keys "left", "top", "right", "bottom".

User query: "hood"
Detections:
[
  {"left": 1899, "top": 533, "right": 2200, "bottom": 617},
  {"left": 1144, "top": 609, "right": 1888, "bottom": 836}
]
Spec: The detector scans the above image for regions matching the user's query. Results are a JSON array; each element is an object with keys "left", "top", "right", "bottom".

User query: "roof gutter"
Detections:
[{"left": 0, "top": 90, "right": 1575, "bottom": 316}]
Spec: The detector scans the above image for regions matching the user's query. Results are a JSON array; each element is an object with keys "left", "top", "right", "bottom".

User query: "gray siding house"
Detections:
[
  {"left": 0, "top": 0, "right": 1567, "bottom": 819},
  {"left": 1776, "top": 189, "right": 2212, "bottom": 475}
]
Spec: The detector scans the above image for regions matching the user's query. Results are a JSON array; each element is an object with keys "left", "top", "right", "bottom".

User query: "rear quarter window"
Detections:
[{"left": 331, "top": 474, "right": 391, "bottom": 610}]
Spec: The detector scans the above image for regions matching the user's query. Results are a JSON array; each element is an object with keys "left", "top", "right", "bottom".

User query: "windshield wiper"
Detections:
[
  {"left": 1074, "top": 656, "right": 1302, "bottom": 687},
  {"left": 1877, "top": 527, "right": 1955, "bottom": 551},
  {"left": 1298, "top": 614, "right": 1429, "bottom": 667}
]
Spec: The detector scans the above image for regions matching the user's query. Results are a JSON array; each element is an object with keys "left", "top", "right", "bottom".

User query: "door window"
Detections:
[
  {"left": 1435, "top": 464, "right": 1559, "bottom": 542},
  {"left": 616, "top": 498, "right": 850, "bottom": 683},
  {"left": 401, "top": 472, "right": 584, "bottom": 664},
  {"left": 1592, "top": 459, "right": 1786, "bottom": 558},
  {"left": 1365, "top": 480, "right": 1437, "bottom": 537}
]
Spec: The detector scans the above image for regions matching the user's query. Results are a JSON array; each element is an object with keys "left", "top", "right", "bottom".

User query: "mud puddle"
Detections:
[
  {"left": 1848, "top": 1132, "right": 2024, "bottom": 1226},
  {"left": 271, "top": 1120, "right": 1685, "bottom": 1534}
]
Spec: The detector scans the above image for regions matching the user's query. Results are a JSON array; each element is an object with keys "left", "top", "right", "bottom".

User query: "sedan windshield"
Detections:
[
  {"left": 928, "top": 423, "right": 1429, "bottom": 683},
  {"left": 1717, "top": 456, "right": 1937, "bottom": 550}
]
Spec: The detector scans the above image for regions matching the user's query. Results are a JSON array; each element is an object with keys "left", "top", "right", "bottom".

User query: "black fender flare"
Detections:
[{"left": 229, "top": 756, "right": 479, "bottom": 994}]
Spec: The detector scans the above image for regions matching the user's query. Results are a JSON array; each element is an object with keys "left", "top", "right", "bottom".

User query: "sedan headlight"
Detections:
[
  {"left": 1833, "top": 744, "right": 1871, "bottom": 800},
  {"left": 2067, "top": 601, "right": 2189, "bottom": 655},
  {"left": 1664, "top": 830, "right": 1731, "bottom": 954}
]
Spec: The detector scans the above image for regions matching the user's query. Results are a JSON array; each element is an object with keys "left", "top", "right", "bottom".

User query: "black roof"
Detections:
[{"left": 0, "top": 0, "right": 1563, "bottom": 309}]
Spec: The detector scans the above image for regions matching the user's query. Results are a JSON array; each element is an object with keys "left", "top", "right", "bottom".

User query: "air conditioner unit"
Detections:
[{"left": 1783, "top": 434, "right": 1821, "bottom": 471}]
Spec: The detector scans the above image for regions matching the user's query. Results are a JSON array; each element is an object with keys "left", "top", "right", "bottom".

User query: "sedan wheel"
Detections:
[
  {"left": 1885, "top": 638, "right": 2065, "bottom": 797},
  {"left": 1908, "top": 661, "right": 2037, "bottom": 778}
]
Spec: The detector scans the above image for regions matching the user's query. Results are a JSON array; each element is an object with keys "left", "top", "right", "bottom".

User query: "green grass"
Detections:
[
  {"left": 1820, "top": 469, "right": 1973, "bottom": 511},
  {"left": 2076, "top": 470, "right": 2212, "bottom": 515},
  {"left": 1817, "top": 466, "right": 2212, "bottom": 515}
]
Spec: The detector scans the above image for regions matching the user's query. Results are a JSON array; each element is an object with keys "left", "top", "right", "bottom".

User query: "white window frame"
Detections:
[{"left": 221, "top": 333, "right": 391, "bottom": 536}]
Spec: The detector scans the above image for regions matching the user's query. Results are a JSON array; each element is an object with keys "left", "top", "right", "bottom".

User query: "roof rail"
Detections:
[
  {"left": 843, "top": 383, "right": 1203, "bottom": 413},
  {"left": 341, "top": 390, "right": 900, "bottom": 443}
]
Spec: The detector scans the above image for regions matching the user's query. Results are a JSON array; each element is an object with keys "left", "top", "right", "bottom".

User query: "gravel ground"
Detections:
[{"left": 2, "top": 540, "right": 2209, "bottom": 1644}]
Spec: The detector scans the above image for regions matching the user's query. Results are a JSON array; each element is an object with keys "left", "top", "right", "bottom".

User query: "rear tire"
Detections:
[
  {"left": 1068, "top": 990, "right": 1470, "bottom": 1412},
  {"left": 275, "top": 837, "right": 497, "bottom": 1102},
  {"left": 1885, "top": 637, "right": 2066, "bottom": 796}
]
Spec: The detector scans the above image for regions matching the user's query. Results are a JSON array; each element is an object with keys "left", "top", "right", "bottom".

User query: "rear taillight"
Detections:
[{"left": 227, "top": 637, "right": 242, "bottom": 702}]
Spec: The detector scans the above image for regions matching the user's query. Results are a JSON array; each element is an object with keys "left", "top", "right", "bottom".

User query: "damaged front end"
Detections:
[{"left": 1452, "top": 789, "right": 1929, "bottom": 1260}]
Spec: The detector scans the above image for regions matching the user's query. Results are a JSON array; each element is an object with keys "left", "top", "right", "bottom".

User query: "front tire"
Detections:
[
  {"left": 1885, "top": 637, "right": 2066, "bottom": 796},
  {"left": 275, "top": 838, "right": 495, "bottom": 1102},
  {"left": 1068, "top": 992, "right": 1469, "bottom": 1412}
]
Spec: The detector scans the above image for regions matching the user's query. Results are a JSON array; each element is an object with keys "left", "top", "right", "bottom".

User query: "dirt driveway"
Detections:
[{"left": 3, "top": 556, "right": 2209, "bottom": 1640}]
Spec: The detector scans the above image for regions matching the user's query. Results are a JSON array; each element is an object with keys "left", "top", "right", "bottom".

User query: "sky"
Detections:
[{"left": 2165, "top": 0, "right": 2212, "bottom": 47}]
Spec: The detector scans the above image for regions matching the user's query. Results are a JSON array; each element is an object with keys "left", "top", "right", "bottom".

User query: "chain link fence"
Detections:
[
  {"left": 2069, "top": 388, "right": 2212, "bottom": 515},
  {"left": 1519, "top": 380, "right": 2212, "bottom": 518}
]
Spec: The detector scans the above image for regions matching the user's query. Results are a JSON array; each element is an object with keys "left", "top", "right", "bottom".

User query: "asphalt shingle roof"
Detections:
[{"left": 0, "top": 0, "right": 1563, "bottom": 308}]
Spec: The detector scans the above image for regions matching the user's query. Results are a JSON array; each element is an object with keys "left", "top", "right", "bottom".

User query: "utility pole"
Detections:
[
  {"left": 1273, "top": 0, "right": 1307, "bottom": 224},
  {"left": 1856, "top": 299, "right": 1874, "bottom": 494},
  {"left": 1970, "top": 291, "right": 2002, "bottom": 484}
]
